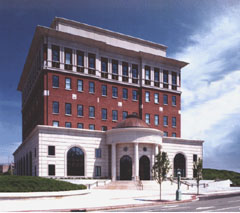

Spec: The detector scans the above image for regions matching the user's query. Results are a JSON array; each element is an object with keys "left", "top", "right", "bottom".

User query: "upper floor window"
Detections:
[
  {"left": 95, "top": 148, "right": 102, "bottom": 158},
  {"left": 172, "top": 72, "right": 177, "bottom": 90},
  {"left": 154, "top": 115, "right": 159, "bottom": 125},
  {"left": 145, "top": 113, "right": 150, "bottom": 124},
  {"left": 132, "top": 90, "right": 138, "bottom": 101},
  {"left": 102, "top": 85, "right": 107, "bottom": 96},
  {"left": 123, "top": 88, "right": 128, "bottom": 99},
  {"left": 172, "top": 117, "right": 176, "bottom": 127},
  {"left": 145, "top": 91, "right": 150, "bottom": 102},
  {"left": 89, "top": 106, "right": 95, "bottom": 118},
  {"left": 52, "top": 121, "right": 59, "bottom": 127},
  {"left": 154, "top": 93, "right": 159, "bottom": 104},
  {"left": 145, "top": 66, "right": 151, "bottom": 85},
  {"left": 48, "top": 146, "right": 55, "bottom": 156},
  {"left": 172, "top": 96, "right": 176, "bottom": 106},
  {"left": 163, "top": 94, "right": 168, "bottom": 105},
  {"left": 122, "top": 62, "right": 129, "bottom": 82},
  {"left": 123, "top": 111, "right": 128, "bottom": 120},
  {"left": 52, "top": 101, "right": 59, "bottom": 114},
  {"left": 164, "top": 131, "right": 168, "bottom": 137},
  {"left": 132, "top": 64, "right": 138, "bottom": 84},
  {"left": 163, "top": 70, "right": 169, "bottom": 88},
  {"left": 77, "top": 123, "right": 83, "bottom": 129},
  {"left": 52, "top": 45, "right": 60, "bottom": 68},
  {"left": 52, "top": 75, "right": 59, "bottom": 88},
  {"left": 65, "top": 122, "right": 72, "bottom": 128},
  {"left": 77, "top": 105, "right": 83, "bottom": 116},
  {"left": 88, "top": 53, "right": 96, "bottom": 75},
  {"left": 154, "top": 68, "right": 160, "bottom": 87},
  {"left": 112, "top": 110, "right": 118, "bottom": 121},
  {"left": 112, "top": 87, "right": 118, "bottom": 98},
  {"left": 77, "top": 50, "right": 84, "bottom": 72},
  {"left": 89, "top": 82, "right": 95, "bottom": 93},
  {"left": 102, "top": 108, "right": 107, "bottom": 120},
  {"left": 101, "top": 126, "right": 107, "bottom": 131},
  {"left": 65, "top": 78, "right": 71, "bottom": 90},
  {"left": 65, "top": 103, "right": 72, "bottom": 115},
  {"left": 163, "top": 116, "right": 168, "bottom": 126},
  {"left": 172, "top": 132, "right": 177, "bottom": 137},
  {"left": 89, "top": 124, "right": 95, "bottom": 130},
  {"left": 65, "top": 48, "right": 72, "bottom": 70},
  {"left": 101, "top": 57, "right": 108, "bottom": 79},
  {"left": 78, "top": 80, "right": 83, "bottom": 92},
  {"left": 112, "top": 60, "right": 118, "bottom": 80}
]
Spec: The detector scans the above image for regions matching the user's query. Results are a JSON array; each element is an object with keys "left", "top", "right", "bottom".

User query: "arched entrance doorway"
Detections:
[
  {"left": 67, "top": 147, "right": 84, "bottom": 176},
  {"left": 139, "top": 155, "right": 150, "bottom": 180},
  {"left": 174, "top": 153, "right": 186, "bottom": 177},
  {"left": 120, "top": 155, "right": 132, "bottom": 180}
]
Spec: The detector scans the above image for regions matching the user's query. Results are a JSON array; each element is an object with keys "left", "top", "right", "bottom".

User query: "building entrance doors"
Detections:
[
  {"left": 120, "top": 155, "right": 132, "bottom": 180},
  {"left": 174, "top": 153, "right": 186, "bottom": 177},
  {"left": 139, "top": 155, "right": 150, "bottom": 180}
]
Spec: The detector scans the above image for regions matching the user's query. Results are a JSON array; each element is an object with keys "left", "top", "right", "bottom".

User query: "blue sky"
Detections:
[{"left": 0, "top": 0, "right": 240, "bottom": 172}]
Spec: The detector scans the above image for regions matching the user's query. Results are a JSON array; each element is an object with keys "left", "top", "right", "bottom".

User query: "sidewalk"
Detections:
[{"left": 0, "top": 185, "right": 240, "bottom": 212}]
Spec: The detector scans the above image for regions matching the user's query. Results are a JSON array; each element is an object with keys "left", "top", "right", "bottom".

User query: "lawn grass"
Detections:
[
  {"left": 0, "top": 175, "right": 87, "bottom": 192},
  {"left": 203, "top": 168, "right": 240, "bottom": 186}
]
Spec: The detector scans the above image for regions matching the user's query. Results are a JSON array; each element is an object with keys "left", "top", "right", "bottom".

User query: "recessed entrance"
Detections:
[
  {"left": 120, "top": 155, "right": 132, "bottom": 180},
  {"left": 67, "top": 147, "right": 84, "bottom": 176},
  {"left": 139, "top": 155, "right": 150, "bottom": 180},
  {"left": 174, "top": 153, "right": 186, "bottom": 177}
]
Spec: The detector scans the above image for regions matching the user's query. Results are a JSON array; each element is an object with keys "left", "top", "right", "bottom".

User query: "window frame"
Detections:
[
  {"left": 65, "top": 78, "right": 72, "bottom": 90},
  {"left": 154, "top": 93, "right": 159, "bottom": 104},
  {"left": 154, "top": 115, "right": 159, "bottom": 126},
  {"left": 89, "top": 82, "right": 95, "bottom": 93},
  {"left": 52, "top": 75, "right": 59, "bottom": 88},
  {"left": 89, "top": 106, "right": 95, "bottom": 118},
  {"left": 112, "top": 86, "right": 118, "bottom": 98},
  {"left": 77, "top": 104, "right": 83, "bottom": 117},
  {"left": 163, "top": 116, "right": 168, "bottom": 126},
  {"left": 65, "top": 103, "right": 72, "bottom": 115},
  {"left": 101, "top": 85, "right": 107, "bottom": 96},
  {"left": 48, "top": 146, "right": 55, "bottom": 156},
  {"left": 101, "top": 108, "right": 107, "bottom": 120},
  {"left": 122, "top": 88, "right": 128, "bottom": 99},
  {"left": 112, "top": 110, "right": 118, "bottom": 121},
  {"left": 52, "top": 101, "right": 59, "bottom": 114},
  {"left": 145, "top": 91, "right": 150, "bottom": 102},
  {"left": 77, "top": 79, "right": 83, "bottom": 92}
]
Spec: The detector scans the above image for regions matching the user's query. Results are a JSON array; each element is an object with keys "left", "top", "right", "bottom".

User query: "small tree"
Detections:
[
  {"left": 152, "top": 151, "right": 171, "bottom": 200},
  {"left": 193, "top": 158, "right": 203, "bottom": 195}
]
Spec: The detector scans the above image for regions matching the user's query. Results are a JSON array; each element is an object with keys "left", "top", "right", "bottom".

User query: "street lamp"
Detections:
[{"left": 176, "top": 169, "right": 181, "bottom": 201}]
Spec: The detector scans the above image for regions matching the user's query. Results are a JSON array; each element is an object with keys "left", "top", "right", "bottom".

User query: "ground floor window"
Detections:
[
  {"left": 95, "top": 166, "right": 101, "bottom": 177},
  {"left": 48, "top": 164, "right": 55, "bottom": 176}
]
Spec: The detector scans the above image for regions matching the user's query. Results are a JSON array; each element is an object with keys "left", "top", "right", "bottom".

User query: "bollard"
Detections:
[{"left": 176, "top": 169, "right": 182, "bottom": 201}]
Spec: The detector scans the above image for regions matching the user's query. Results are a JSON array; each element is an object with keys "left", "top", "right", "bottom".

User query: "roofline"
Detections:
[{"left": 51, "top": 17, "right": 168, "bottom": 51}]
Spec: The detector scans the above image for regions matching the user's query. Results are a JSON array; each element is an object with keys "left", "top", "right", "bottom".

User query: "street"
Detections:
[{"left": 107, "top": 194, "right": 240, "bottom": 212}]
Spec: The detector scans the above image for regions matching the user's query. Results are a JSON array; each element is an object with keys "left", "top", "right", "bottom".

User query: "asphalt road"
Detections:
[{"left": 107, "top": 194, "right": 240, "bottom": 212}]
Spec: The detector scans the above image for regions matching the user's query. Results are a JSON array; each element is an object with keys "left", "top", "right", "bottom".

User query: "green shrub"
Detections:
[{"left": 0, "top": 176, "right": 87, "bottom": 192}]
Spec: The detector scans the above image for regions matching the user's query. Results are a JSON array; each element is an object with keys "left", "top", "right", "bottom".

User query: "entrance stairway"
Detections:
[{"left": 95, "top": 181, "right": 143, "bottom": 190}]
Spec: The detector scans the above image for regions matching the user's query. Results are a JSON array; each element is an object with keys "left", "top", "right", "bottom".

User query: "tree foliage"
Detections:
[{"left": 193, "top": 157, "right": 203, "bottom": 194}]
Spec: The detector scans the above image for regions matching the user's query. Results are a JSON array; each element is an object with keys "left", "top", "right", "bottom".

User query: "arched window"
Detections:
[
  {"left": 67, "top": 147, "right": 84, "bottom": 176},
  {"left": 174, "top": 153, "right": 186, "bottom": 177}
]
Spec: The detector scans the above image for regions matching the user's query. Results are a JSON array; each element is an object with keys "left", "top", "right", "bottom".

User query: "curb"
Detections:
[{"left": 198, "top": 191, "right": 240, "bottom": 200}]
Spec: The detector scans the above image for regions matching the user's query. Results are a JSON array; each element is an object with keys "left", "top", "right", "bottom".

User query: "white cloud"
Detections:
[{"left": 171, "top": 5, "right": 240, "bottom": 171}]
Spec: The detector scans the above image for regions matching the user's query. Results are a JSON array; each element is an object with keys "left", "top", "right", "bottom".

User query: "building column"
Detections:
[
  {"left": 111, "top": 143, "right": 116, "bottom": 181},
  {"left": 134, "top": 143, "right": 139, "bottom": 181},
  {"left": 155, "top": 144, "right": 159, "bottom": 156}
]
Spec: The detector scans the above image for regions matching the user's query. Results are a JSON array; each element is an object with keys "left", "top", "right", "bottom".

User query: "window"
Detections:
[
  {"left": 65, "top": 103, "right": 72, "bottom": 115},
  {"left": 65, "top": 122, "right": 72, "bottom": 128},
  {"left": 89, "top": 82, "right": 95, "bottom": 93},
  {"left": 77, "top": 80, "right": 83, "bottom": 92},
  {"left": 172, "top": 96, "right": 176, "bottom": 106},
  {"left": 132, "top": 90, "right": 138, "bottom": 101},
  {"left": 112, "top": 60, "right": 118, "bottom": 80},
  {"left": 65, "top": 78, "right": 71, "bottom": 90},
  {"left": 123, "top": 88, "right": 128, "bottom": 99},
  {"left": 77, "top": 105, "right": 83, "bottom": 116},
  {"left": 172, "top": 132, "right": 177, "bottom": 137},
  {"left": 163, "top": 116, "right": 168, "bottom": 126},
  {"left": 52, "top": 101, "right": 59, "bottom": 114},
  {"left": 164, "top": 131, "right": 168, "bottom": 137},
  {"left": 122, "top": 62, "right": 128, "bottom": 82},
  {"left": 89, "top": 106, "right": 95, "bottom": 118},
  {"left": 95, "top": 166, "right": 101, "bottom": 176},
  {"left": 163, "top": 70, "right": 169, "bottom": 88},
  {"left": 89, "top": 124, "right": 95, "bottom": 130},
  {"left": 102, "top": 85, "right": 107, "bottom": 96},
  {"left": 102, "top": 108, "right": 107, "bottom": 120},
  {"left": 172, "top": 72, "right": 177, "bottom": 90},
  {"left": 154, "top": 93, "right": 159, "bottom": 104},
  {"left": 122, "top": 111, "right": 128, "bottom": 120},
  {"left": 145, "top": 66, "right": 151, "bottom": 85},
  {"left": 112, "top": 110, "right": 118, "bottom": 121},
  {"left": 77, "top": 123, "right": 83, "bottom": 129},
  {"left": 101, "top": 126, "right": 107, "bottom": 131},
  {"left": 95, "top": 148, "right": 101, "bottom": 158},
  {"left": 163, "top": 94, "right": 168, "bottom": 105},
  {"left": 52, "top": 45, "right": 60, "bottom": 68},
  {"left": 48, "top": 146, "right": 55, "bottom": 156},
  {"left": 145, "top": 91, "right": 150, "bottom": 102},
  {"left": 88, "top": 53, "right": 96, "bottom": 75},
  {"left": 52, "top": 121, "right": 59, "bottom": 127},
  {"left": 52, "top": 75, "right": 59, "bottom": 88},
  {"left": 154, "top": 68, "right": 160, "bottom": 82},
  {"left": 65, "top": 48, "right": 72, "bottom": 70},
  {"left": 48, "top": 164, "right": 55, "bottom": 176},
  {"left": 77, "top": 50, "right": 84, "bottom": 72},
  {"left": 101, "top": 57, "right": 108, "bottom": 78},
  {"left": 132, "top": 64, "right": 138, "bottom": 83},
  {"left": 154, "top": 115, "right": 159, "bottom": 125},
  {"left": 145, "top": 113, "right": 150, "bottom": 124},
  {"left": 172, "top": 117, "right": 176, "bottom": 127},
  {"left": 193, "top": 154, "right": 198, "bottom": 162},
  {"left": 112, "top": 87, "right": 118, "bottom": 98}
]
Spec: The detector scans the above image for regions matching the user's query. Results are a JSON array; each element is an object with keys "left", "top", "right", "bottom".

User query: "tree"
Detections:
[
  {"left": 193, "top": 158, "right": 203, "bottom": 195},
  {"left": 152, "top": 151, "right": 171, "bottom": 200}
]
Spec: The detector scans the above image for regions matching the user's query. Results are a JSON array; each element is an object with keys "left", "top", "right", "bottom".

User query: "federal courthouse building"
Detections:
[{"left": 14, "top": 17, "right": 203, "bottom": 180}]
